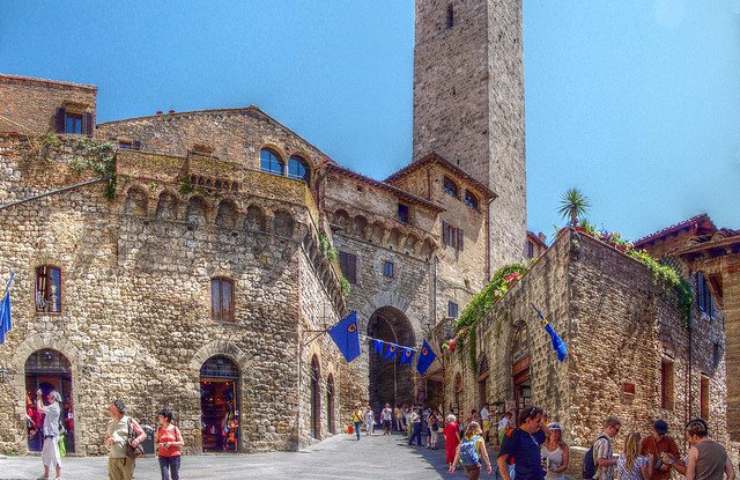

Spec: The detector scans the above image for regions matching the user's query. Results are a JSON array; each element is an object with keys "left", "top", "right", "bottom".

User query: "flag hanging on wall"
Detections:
[
  {"left": 399, "top": 348, "right": 415, "bottom": 365},
  {"left": 0, "top": 272, "right": 15, "bottom": 345},
  {"left": 383, "top": 343, "right": 398, "bottom": 361},
  {"left": 328, "top": 311, "right": 361, "bottom": 362},
  {"left": 531, "top": 304, "right": 568, "bottom": 362},
  {"left": 416, "top": 340, "right": 437, "bottom": 375},
  {"left": 372, "top": 339, "right": 384, "bottom": 355}
]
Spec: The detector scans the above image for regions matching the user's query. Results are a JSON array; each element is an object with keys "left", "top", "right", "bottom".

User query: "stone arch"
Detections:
[
  {"left": 366, "top": 306, "right": 417, "bottom": 413},
  {"left": 404, "top": 233, "right": 420, "bottom": 254},
  {"left": 310, "top": 354, "right": 321, "bottom": 439},
  {"left": 123, "top": 185, "right": 148, "bottom": 216},
  {"left": 353, "top": 215, "right": 368, "bottom": 239},
  {"left": 245, "top": 205, "right": 266, "bottom": 232},
  {"left": 332, "top": 209, "right": 350, "bottom": 229},
  {"left": 215, "top": 199, "right": 239, "bottom": 229},
  {"left": 272, "top": 210, "right": 295, "bottom": 238},
  {"left": 155, "top": 190, "right": 179, "bottom": 221},
  {"left": 12, "top": 334, "right": 83, "bottom": 455},
  {"left": 189, "top": 340, "right": 253, "bottom": 373},
  {"left": 477, "top": 354, "right": 490, "bottom": 409},
  {"left": 388, "top": 227, "right": 402, "bottom": 250},
  {"left": 420, "top": 238, "right": 436, "bottom": 259},
  {"left": 370, "top": 220, "right": 386, "bottom": 244},
  {"left": 186, "top": 196, "right": 208, "bottom": 226}
]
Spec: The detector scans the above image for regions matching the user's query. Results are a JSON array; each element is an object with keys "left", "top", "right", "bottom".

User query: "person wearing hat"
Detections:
[
  {"left": 640, "top": 419, "right": 679, "bottom": 480},
  {"left": 104, "top": 399, "right": 147, "bottom": 480},
  {"left": 541, "top": 422, "right": 569, "bottom": 480},
  {"left": 36, "top": 389, "right": 63, "bottom": 480}
]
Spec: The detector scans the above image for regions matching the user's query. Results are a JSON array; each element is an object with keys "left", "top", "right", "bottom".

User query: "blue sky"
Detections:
[{"left": 2, "top": 1, "right": 739, "bottom": 241}]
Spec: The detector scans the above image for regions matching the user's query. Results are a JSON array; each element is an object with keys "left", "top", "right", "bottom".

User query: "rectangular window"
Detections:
[
  {"left": 661, "top": 359, "right": 674, "bottom": 411},
  {"left": 448, "top": 301, "right": 459, "bottom": 319},
  {"left": 64, "top": 113, "right": 83, "bottom": 134},
  {"left": 383, "top": 260, "right": 394, "bottom": 279},
  {"left": 446, "top": 3, "right": 454, "bottom": 29},
  {"left": 526, "top": 240, "right": 535, "bottom": 258},
  {"left": 35, "top": 265, "right": 62, "bottom": 313},
  {"left": 119, "top": 140, "right": 142, "bottom": 150},
  {"left": 696, "top": 272, "right": 713, "bottom": 317},
  {"left": 397, "top": 203, "right": 410, "bottom": 224},
  {"left": 339, "top": 251, "right": 357, "bottom": 284},
  {"left": 700, "top": 375, "right": 710, "bottom": 420},
  {"left": 211, "top": 278, "right": 235, "bottom": 322},
  {"left": 442, "top": 221, "right": 464, "bottom": 251}
]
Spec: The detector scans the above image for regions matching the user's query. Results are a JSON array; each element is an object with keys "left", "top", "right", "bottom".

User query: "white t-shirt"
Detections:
[
  {"left": 480, "top": 407, "right": 490, "bottom": 421},
  {"left": 365, "top": 410, "right": 374, "bottom": 422},
  {"left": 382, "top": 408, "right": 392, "bottom": 421},
  {"left": 498, "top": 416, "right": 511, "bottom": 431}
]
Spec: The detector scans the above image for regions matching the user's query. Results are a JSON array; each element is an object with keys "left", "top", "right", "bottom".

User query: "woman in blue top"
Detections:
[{"left": 497, "top": 406, "right": 551, "bottom": 480}]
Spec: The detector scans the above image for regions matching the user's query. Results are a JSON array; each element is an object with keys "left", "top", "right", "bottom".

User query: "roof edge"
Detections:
[{"left": 0, "top": 73, "right": 97, "bottom": 91}]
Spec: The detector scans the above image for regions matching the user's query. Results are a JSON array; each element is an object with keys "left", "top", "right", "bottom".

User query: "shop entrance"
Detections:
[
  {"left": 511, "top": 325, "right": 531, "bottom": 426},
  {"left": 25, "top": 349, "right": 74, "bottom": 454},
  {"left": 310, "top": 355, "right": 321, "bottom": 439},
  {"left": 200, "top": 355, "right": 239, "bottom": 452}
]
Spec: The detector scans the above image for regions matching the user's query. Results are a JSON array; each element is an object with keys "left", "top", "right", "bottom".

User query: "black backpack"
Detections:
[{"left": 582, "top": 435, "right": 608, "bottom": 479}]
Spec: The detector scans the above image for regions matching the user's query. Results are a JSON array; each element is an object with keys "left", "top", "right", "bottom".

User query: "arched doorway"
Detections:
[
  {"left": 25, "top": 349, "right": 74, "bottom": 453},
  {"left": 310, "top": 355, "right": 321, "bottom": 439},
  {"left": 511, "top": 325, "right": 531, "bottom": 425},
  {"left": 200, "top": 355, "right": 239, "bottom": 452},
  {"left": 326, "top": 374, "right": 336, "bottom": 434},
  {"left": 478, "top": 355, "right": 489, "bottom": 409},
  {"left": 367, "top": 307, "right": 416, "bottom": 414}
]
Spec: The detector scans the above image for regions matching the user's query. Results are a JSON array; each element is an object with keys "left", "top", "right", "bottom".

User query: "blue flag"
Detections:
[
  {"left": 416, "top": 340, "right": 437, "bottom": 375},
  {"left": 383, "top": 343, "right": 398, "bottom": 361},
  {"left": 373, "top": 339, "right": 384, "bottom": 355},
  {"left": 532, "top": 304, "right": 568, "bottom": 362},
  {"left": 399, "top": 348, "right": 415, "bottom": 365},
  {"left": 328, "top": 311, "right": 361, "bottom": 362},
  {"left": 0, "top": 285, "right": 12, "bottom": 345}
]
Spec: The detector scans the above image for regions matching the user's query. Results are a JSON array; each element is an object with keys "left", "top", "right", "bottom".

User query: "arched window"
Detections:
[
  {"left": 260, "top": 149, "right": 284, "bottom": 176},
  {"left": 288, "top": 155, "right": 310, "bottom": 183},
  {"left": 211, "top": 277, "right": 235, "bottom": 322},
  {"left": 464, "top": 190, "right": 479, "bottom": 210},
  {"left": 443, "top": 177, "right": 458, "bottom": 198},
  {"left": 35, "top": 265, "right": 62, "bottom": 313},
  {"left": 326, "top": 374, "right": 336, "bottom": 434},
  {"left": 310, "top": 355, "right": 321, "bottom": 438}
]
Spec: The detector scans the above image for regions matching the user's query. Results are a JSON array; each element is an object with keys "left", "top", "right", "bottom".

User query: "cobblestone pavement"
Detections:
[{"left": 0, "top": 432, "right": 482, "bottom": 480}]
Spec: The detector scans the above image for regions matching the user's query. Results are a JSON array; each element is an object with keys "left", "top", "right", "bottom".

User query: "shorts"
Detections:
[{"left": 41, "top": 436, "right": 62, "bottom": 468}]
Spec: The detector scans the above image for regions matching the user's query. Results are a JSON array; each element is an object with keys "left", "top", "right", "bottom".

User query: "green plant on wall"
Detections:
[
  {"left": 340, "top": 276, "right": 351, "bottom": 297},
  {"left": 319, "top": 232, "right": 338, "bottom": 262},
  {"left": 627, "top": 249, "right": 693, "bottom": 325},
  {"left": 67, "top": 137, "right": 117, "bottom": 199},
  {"left": 179, "top": 176, "right": 194, "bottom": 195}
]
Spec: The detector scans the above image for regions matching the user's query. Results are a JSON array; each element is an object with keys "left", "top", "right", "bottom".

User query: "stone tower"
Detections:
[{"left": 413, "top": 0, "right": 527, "bottom": 270}]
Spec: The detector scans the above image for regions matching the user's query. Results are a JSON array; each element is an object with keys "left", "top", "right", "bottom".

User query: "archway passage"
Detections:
[
  {"left": 367, "top": 306, "right": 416, "bottom": 415},
  {"left": 200, "top": 355, "right": 240, "bottom": 452},
  {"left": 25, "top": 349, "right": 74, "bottom": 453},
  {"left": 310, "top": 355, "right": 321, "bottom": 439},
  {"left": 326, "top": 374, "right": 336, "bottom": 434},
  {"left": 511, "top": 326, "right": 531, "bottom": 426}
]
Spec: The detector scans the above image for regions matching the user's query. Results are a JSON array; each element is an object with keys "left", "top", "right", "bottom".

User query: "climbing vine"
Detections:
[
  {"left": 340, "top": 276, "right": 351, "bottom": 297},
  {"left": 65, "top": 137, "right": 117, "bottom": 199},
  {"left": 319, "top": 232, "right": 338, "bottom": 262},
  {"left": 627, "top": 249, "right": 693, "bottom": 325}
]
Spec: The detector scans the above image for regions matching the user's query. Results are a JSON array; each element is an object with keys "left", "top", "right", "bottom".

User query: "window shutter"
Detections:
[
  {"left": 54, "top": 107, "right": 66, "bottom": 133},
  {"left": 82, "top": 112, "right": 95, "bottom": 136}
]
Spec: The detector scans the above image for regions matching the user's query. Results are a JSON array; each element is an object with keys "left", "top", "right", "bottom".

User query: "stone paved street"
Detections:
[{"left": 0, "top": 433, "right": 481, "bottom": 480}]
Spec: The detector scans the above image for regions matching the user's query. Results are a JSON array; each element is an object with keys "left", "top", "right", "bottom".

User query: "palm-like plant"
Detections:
[{"left": 558, "top": 188, "right": 590, "bottom": 227}]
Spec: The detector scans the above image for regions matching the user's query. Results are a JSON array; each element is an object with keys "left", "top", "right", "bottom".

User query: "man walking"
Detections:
[
  {"left": 497, "top": 406, "right": 549, "bottom": 480},
  {"left": 105, "top": 399, "right": 146, "bottom": 480},
  {"left": 641, "top": 419, "right": 679, "bottom": 480},
  {"left": 381, "top": 403, "right": 393, "bottom": 436},
  {"left": 408, "top": 408, "right": 423, "bottom": 446},
  {"left": 665, "top": 418, "right": 734, "bottom": 480},
  {"left": 36, "top": 389, "right": 63, "bottom": 480},
  {"left": 592, "top": 416, "right": 622, "bottom": 480}
]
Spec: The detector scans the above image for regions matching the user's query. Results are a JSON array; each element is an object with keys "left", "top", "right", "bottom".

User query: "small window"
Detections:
[
  {"left": 700, "top": 376, "right": 710, "bottom": 420},
  {"left": 464, "top": 190, "right": 478, "bottom": 210},
  {"left": 211, "top": 277, "right": 235, "bottom": 322},
  {"left": 397, "top": 203, "right": 410, "bottom": 224},
  {"left": 383, "top": 261, "right": 395, "bottom": 279},
  {"left": 119, "top": 140, "right": 142, "bottom": 150},
  {"left": 288, "top": 155, "right": 310, "bottom": 183},
  {"left": 443, "top": 177, "right": 458, "bottom": 198},
  {"left": 526, "top": 240, "right": 535, "bottom": 259},
  {"left": 446, "top": 3, "right": 454, "bottom": 29},
  {"left": 339, "top": 251, "right": 357, "bottom": 285},
  {"left": 695, "top": 272, "right": 713, "bottom": 317},
  {"left": 713, "top": 342, "right": 721, "bottom": 367},
  {"left": 35, "top": 265, "right": 62, "bottom": 313},
  {"left": 260, "top": 149, "right": 285, "bottom": 176},
  {"left": 661, "top": 358, "right": 674, "bottom": 410},
  {"left": 65, "top": 112, "right": 83, "bottom": 134},
  {"left": 622, "top": 383, "right": 636, "bottom": 395},
  {"left": 448, "top": 301, "right": 459, "bottom": 319},
  {"left": 442, "top": 220, "right": 464, "bottom": 251}
]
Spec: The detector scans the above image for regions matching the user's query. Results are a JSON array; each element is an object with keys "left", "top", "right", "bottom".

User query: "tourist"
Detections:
[
  {"left": 351, "top": 404, "right": 363, "bottom": 441},
  {"left": 616, "top": 432, "right": 653, "bottom": 480},
  {"left": 104, "top": 399, "right": 147, "bottom": 480},
  {"left": 640, "top": 420, "right": 678, "bottom": 480},
  {"left": 590, "top": 416, "right": 622, "bottom": 480},
  {"left": 25, "top": 392, "right": 42, "bottom": 452},
  {"left": 497, "top": 406, "right": 549, "bottom": 480},
  {"left": 393, "top": 405, "right": 402, "bottom": 432},
  {"left": 444, "top": 414, "right": 461, "bottom": 469},
  {"left": 408, "top": 408, "right": 423, "bottom": 446},
  {"left": 498, "top": 411, "right": 513, "bottom": 446},
  {"left": 406, "top": 406, "right": 414, "bottom": 438},
  {"left": 450, "top": 421, "right": 493, "bottom": 480},
  {"left": 155, "top": 407, "right": 184, "bottom": 480},
  {"left": 381, "top": 403, "right": 393, "bottom": 436},
  {"left": 364, "top": 405, "right": 375, "bottom": 436},
  {"left": 480, "top": 403, "right": 492, "bottom": 443},
  {"left": 421, "top": 408, "right": 430, "bottom": 447},
  {"left": 664, "top": 418, "right": 734, "bottom": 480},
  {"left": 36, "top": 389, "right": 63, "bottom": 480},
  {"left": 429, "top": 411, "right": 440, "bottom": 450},
  {"left": 542, "top": 422, "right": 569, "bottom": 480}
]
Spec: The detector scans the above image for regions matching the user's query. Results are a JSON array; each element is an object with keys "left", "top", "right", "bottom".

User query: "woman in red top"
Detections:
[
  {"left": 155, "top": 407, "right": 184, "bottom": 480},
  {"left": 444, "top": 414, "right": 461, "bottom": 468}
]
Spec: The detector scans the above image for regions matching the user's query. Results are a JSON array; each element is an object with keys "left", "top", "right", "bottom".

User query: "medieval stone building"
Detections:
[{"left": 0, "top": 0, "right": 737, "bottom": 465}]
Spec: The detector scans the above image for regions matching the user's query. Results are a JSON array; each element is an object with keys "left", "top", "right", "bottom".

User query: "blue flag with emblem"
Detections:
[
  {"left": 0, "top": 273, "right": 14, "bottom": 345},
  {"left": 383, "top": 343, "right": 398, "bottom": 361},
  {"left": 399, "top": 348, "right": 415, "bottom": 365},
  {"left": 328, "top": 311, "right": 361, "bottom": 362},
  {"left": 415, "top": 340, "right": 437, "bottom": 375},
  {"left": 372, "top": 339, "right": 384, "bottom": 355},
  {"left": 531, "top": 304, "right": 568, "bottom": 362}
]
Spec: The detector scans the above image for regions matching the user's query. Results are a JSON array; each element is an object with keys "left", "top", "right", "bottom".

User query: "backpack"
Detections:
[
  {"left": 582, "top": 435, "right": 608, "bottom": 479},
  {"left": 459, "top": 435, "right": 482, "bottom": 466}
]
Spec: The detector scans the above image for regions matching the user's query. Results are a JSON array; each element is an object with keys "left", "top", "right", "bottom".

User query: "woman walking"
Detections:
[
  {"left": 36, "top": 389, "right": 63, "bottom": 480},
  {"left": 444, "top": 414, "right": 461, "bottom": 469},
  {"left": 155, "top": 407, "right": 184, "bottom": 480},
  {"left": 617, "top": 432, "right": 654, "bottom": 480},
  {"left": 429, "top": 411, "right": 440, "bottom": 450},
  {"left": 351, "top": 404, "right": 363, "bottom": 441},
  {"left": 450, "top": 421, "right": 493, "bottom": 480},
  {"left": 542, "top": 422, "right": 570, "bottom": 480},
  {"left": 364, "top": 405, "right": 375, "bottom": 436}
]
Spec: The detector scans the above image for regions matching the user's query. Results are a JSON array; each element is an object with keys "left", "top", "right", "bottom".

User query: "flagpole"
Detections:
[{"left": 1, "top": 272, "right": 15, "bottom": 299}]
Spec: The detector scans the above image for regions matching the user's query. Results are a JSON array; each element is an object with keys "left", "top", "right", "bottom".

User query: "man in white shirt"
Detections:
[
  {"left": 480, "top": 403, "right": 492, "bottom": 443},
  {"left": 381, "top": 404, "right": 393, "bottom": 436}
]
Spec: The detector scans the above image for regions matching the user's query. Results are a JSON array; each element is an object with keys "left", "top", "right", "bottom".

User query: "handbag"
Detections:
[{"left": 126, "top": 417, "right": 145, "bottom": 459}]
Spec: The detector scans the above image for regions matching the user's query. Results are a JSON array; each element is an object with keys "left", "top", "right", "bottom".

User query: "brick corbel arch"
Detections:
[
  {"left": 11, "top": 333, "right": 83, "bottom": 454},
  {"left": 189, "top": 340, "right": 252, "bottom": 373}
]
